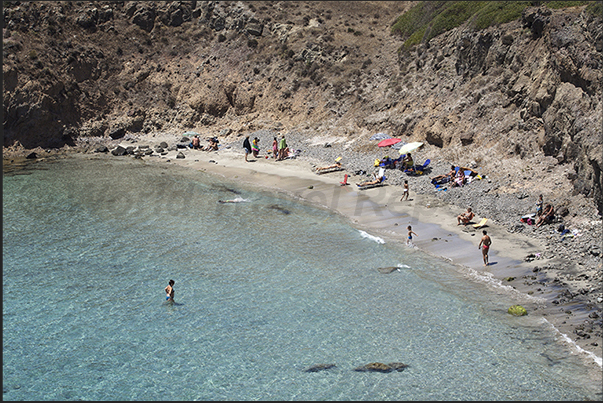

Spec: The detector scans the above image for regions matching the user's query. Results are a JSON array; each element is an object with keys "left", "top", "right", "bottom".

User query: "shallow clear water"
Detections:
[{"left": 3, "top": 155, "right": 599, "bottom": 400}]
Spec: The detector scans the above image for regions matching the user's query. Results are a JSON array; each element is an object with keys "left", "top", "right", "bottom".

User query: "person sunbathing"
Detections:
[
  {"left": 357, "top": 175, "right": 384, "bottom": 187},
  {"left": 316, "top": 161, "right": 342, "bottom": 171},
  {"left": 203, "top": 137, "right": 219, "bottom": 151},
  {"left": 431, "top": 165, "right": 456, "bottom": 184},
  {"left": 451, "top": 167, "right": 465, "bottom": 187},
  {"left": 457, "top": 207, "right": 475, "bottom": 225},
  {"left": 536, "top": 204, "right": 555, "bottom": 228}
]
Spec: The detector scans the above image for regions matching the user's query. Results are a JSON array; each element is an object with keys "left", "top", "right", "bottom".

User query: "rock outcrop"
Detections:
[{"left": 3, "top": 1, "right": 602, "bottom": 213}]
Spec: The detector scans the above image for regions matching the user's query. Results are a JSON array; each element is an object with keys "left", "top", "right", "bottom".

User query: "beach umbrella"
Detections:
[
  {"left": 398, "top": 142, "right": 423, "bottom": 155},
  {"left": 377, "top": 138, "right": 402, "bottom": 147}
]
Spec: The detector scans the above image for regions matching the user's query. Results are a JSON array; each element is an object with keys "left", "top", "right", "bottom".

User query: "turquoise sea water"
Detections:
[{"left": 3, "top": 155, "right": 600, "bottom": 400}]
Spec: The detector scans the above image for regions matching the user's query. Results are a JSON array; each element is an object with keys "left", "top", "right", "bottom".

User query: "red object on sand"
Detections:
[
  {"left": 340, "top": 174, "right": 349, "bottom": 186},
  {"left": 377, "top": 138, "right": 402, "bottom": 147}
]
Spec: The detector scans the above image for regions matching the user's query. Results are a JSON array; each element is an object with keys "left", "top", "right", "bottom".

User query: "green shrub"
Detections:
[
  {"left": 393, "top": 1, "right": 592, "bottom": 51},
  {"left": 544, "top": 1, "right": 591, "bottom": 9},
  {"left": 471, "top": 1, "right": 529, "bottom": 30},
  {"left": 584, "top": 1, "right": 603, "bottom": 16}
]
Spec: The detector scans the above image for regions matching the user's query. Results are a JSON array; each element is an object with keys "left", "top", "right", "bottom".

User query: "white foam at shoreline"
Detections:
[
  {"left": 358, "top": 230, "right": 385, "bottom": 244},
  {"left": 541, "top": 318, "right": 603, "bottom": 368}
]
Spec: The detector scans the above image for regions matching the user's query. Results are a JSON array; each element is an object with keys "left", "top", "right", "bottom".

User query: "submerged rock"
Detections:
[
  {"left": 387, "top": 362, "right": 409, "bottom": 372},
  {"left": 304, "top": 364, "right": 336, "bottom": 372},
  {"left": 377, "top": 267, "right": 399, "bottom": 274},
  {"left": 353, "top": 362, "right": 405, "bottom": 373}
]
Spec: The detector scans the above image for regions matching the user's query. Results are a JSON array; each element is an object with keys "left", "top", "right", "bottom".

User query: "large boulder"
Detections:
[
  {"left": 111, "top": 145, "right": 127, "bottom": 156},
  {"left": 132, "top": 6, "right": 156, "bottom": 32}
]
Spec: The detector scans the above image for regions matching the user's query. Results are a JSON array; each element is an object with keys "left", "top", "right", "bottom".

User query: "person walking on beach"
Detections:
[
  {"left": 407, "top": 225, "right": 417, "bottom": 246},
  {"left": 165, "top": 279, "right": 175, "bottom": 302},
  {"left": 243, "top": 135, "right": 252, "bottom": 162},
  {"left": 478, "top": 230, "right": 491, "bottom": 267},
  {"left": 400, "top": 180, "right": 409, "bottom": 201}
]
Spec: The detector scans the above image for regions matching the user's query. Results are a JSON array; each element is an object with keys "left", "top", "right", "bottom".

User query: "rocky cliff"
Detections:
[{"left": 3, "top": 1, "right": 602, "bottom": 213}]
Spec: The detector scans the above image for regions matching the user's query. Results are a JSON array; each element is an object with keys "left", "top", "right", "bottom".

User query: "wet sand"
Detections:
[{"left": 120, "top": 137, "right": 603, "bottom": 377}]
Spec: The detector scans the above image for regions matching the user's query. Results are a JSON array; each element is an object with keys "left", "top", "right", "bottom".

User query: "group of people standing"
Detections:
[{"left": 243, "top": 134, "right": 289, "bottom": 162}]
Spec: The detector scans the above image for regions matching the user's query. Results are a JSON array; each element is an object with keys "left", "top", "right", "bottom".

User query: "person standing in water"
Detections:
[
  {"left": 407, "top": 225, "right": 417, "bottom": 246},
  {"left": 478, "top": 230, "right": 491, "bottom": 266},
  {"left": 165, "top": 279, "right": 175, "bottom": 302}
]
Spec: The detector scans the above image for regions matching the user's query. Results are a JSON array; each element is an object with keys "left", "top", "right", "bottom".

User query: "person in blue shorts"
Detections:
[
  {"left": 407, "top": 225, "right": 418, "bottom": 246},
  {"left": 165, "top": 279, "right": 175, "bottom": 302}
]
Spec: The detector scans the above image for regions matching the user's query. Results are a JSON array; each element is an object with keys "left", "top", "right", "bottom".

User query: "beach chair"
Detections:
[
  {"left": 473, "top": 218, "right": 488, "bottom": 229},
  {"left": 315, "top": 166, "right": 344, "bottom": 175},
  {"left": 357, "top": 175, "right": 386, "bottom": 190},
  {"left": 414, "top": 159, "right": 431, "bottom": 174},
  {"left": 357, "top": 169, "right": 387, "bottom": 190}
]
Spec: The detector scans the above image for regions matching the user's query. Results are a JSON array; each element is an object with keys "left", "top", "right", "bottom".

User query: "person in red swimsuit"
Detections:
[{"left": 478, "top": 230, "right": 492, "bottom": 267}]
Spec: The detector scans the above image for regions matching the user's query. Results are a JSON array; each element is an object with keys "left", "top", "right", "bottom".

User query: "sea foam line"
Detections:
[
  {"left": 541, "top": 318, "right": 602, "bottom": 368},
  {"left": 358, "top": 230, "right": 385, "bottom": 244}
]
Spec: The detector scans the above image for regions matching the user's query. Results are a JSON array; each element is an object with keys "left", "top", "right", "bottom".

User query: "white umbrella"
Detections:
[{"left": 398, "top": 142, "right": 423, "bottom": 155}]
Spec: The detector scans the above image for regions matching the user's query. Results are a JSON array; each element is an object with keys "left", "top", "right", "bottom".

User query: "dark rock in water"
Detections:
[
  {"left": 155, "top": 147, "right": 164, "bottom": 153},
  {"left": 269, "top": 204, "right": 290, "bottom": 214},
  {"left": 176, "top": 152, "right": 185, "bottom": 159},
  {"left": 25, "top": 152, "right": 37, "bottom": 159},
  {"left": 159, "top": 141, "right": 169, "bottom": 148},
  {"left": 180, "top": 137, "right": 190, "bottom": 142},
  {"left": 305, "top": 364, "right": 336, "bottom": 372},
  {"left": 126, "top": 146, "right": 136, "bottom": 155},
  {"left": 95, "top": 145, "right": 109, "bottom": 153},
  {"left": 387, "top": 362, "right": 409, "bottom": 372},
  {"left": 111, "top": 146, "right": 127, "bottom": 156},
  {"left": 353, "top": 362, "right": 394, "bottom": 373},
  {"left": 176, "top": 143, "right": 187, "bottom": 149},
  {"left": 377, "top": 267, "right": 399, "bottom": 274}
]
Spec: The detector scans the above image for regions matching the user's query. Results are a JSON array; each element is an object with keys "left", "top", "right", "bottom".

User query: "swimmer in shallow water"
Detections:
[{"left": 165, "top": 279, "right": 175, "bottom": 302}]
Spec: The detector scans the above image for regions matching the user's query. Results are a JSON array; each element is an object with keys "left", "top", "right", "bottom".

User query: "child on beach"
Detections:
[
  {"left": 400, "top": 180, "right": 409, "bottom": 201},
  {"left": 407, "top": 225, "right": 417, "bottom": 246}
]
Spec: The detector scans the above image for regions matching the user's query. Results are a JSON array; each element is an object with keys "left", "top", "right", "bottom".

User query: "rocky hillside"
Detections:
[{"left": 3, "top": 1, "right": 602, "bottom": 214}]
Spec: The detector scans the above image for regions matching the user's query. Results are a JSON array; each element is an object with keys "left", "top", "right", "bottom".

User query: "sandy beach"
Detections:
[{"left": 101, "top": 132, "right": 602, "bottom": 375}]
